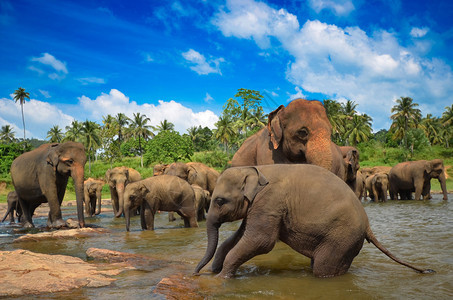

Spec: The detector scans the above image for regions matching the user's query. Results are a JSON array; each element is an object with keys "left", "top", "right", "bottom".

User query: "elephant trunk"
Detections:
[
  {"left": 95, "top": 191, "right": 102, "bottom": 215},
  {"left": 439, "top": 171, "right": 448, "bottom": 200},
  {"left": 72, "top": 164, "right": 86, "bottom": 228},
  {"left": 124, "top": 201, "right": 131, "bottom": 231},
  {"left": 115, "top": 183, "right": 126, "bottom": 218},
  {"left": 306, "top": 135, "right": 333, "bottom": 172},
  {"left": 194, "top": 214, "right": 220, "bottom": 274}
]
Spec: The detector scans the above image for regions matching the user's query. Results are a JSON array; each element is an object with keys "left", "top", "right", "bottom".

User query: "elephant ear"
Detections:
[
  {"left": 242, "top": 167, "right": 269, "bottom": 202},
  {"left": 267, "top": 105, "right": 284, "bottom": 150},
  {"left": 105, "top": 169, "right": 112, "bottom": 182},
  {"left": 424, "top": 162, "right": 433, "bottom": 174},
  {"left": 46, "top": 144, "right": 61, "bottom": 171},
  {"left": 187, "top": 166, "right": 198, "bottom": 182},
  {"left": 344, "top": 149, "right": 360, "bottom": 181}
]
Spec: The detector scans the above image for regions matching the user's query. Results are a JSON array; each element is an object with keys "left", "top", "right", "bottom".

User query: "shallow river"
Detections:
[{"left": 1, "top": 194, "right": 452, "bottom": 299}]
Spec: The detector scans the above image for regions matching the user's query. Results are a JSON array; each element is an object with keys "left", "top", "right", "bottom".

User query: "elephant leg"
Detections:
[
  {"left": 110, "top": 188, "right": 119, "bottom": 215},
  {"left": 18, "top": 198, "right": 34, "bottom": 228},
  {"left": 178, "top": 208, "right": 198, "bottom": 228},
  {"left": 212, "top": 220, "right": 246, "bottom": 273},
  {"left": 95, "top": 192, "right": 102, "bottom": 215},
  {"left": 141, "top": 202, "right": 154, "bottom": 230},
  {"left": 168, "top": 212, "right": 176, "bottom": 222},
  {"left": 422, "top": 181, "right": 431, "bottom": 200},
  {"left": 217, "top": 221, "right": 279, "bottom": 278},
  {"left": 311, "top": 240, "right": 362, "bottom": 277}
]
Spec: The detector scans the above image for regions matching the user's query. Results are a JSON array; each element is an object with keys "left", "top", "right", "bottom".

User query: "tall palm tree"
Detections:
[
  {"left": 441, "top": 104, "right": 453, "bottom": 127},
  {"left": 81, "top": 120, "right": 101, "bottom": 173},
  {"left": 323, "top": 99, "right": 344, "bottom": 143},
  {"left": 127, "top": 112, "right": 154, "bottom": 167},
  {"left": 187, "top": 126, "right": 200, "bottom": 143},
  {"left": 13, "top": 87, "right": 30, "bottom": 146},
  {"left": 102, "top": 114, "right": 115, "bottom": 130},
  {"left": 341, "top": 100, "right": 358, "bottom": 118},
  {"left": 214, "top": 115, "right": 235, "bottom": 152},
  {"left": 0, "top": 125, "right": 15, "bottom": 143},
  {"left": 155, "top": 119, "right": 175, "bottom": 132},
  {"left": 344, "top": 115, "right": 372, "bottom": 146},
  {"left": 390, "top": 97, "right": 421, "bottom": 149},
  {"left": 115, "top": 113, "right": 130, "bottom": 143},
  {"left": 46, "top": 125, "right": 64, "bottom": 143},
  {"left": 64, "top": 120, "right": 84, "bottom": 142},
  {"left": 420, "top": 114, "right": 441, "bottom": 145}
]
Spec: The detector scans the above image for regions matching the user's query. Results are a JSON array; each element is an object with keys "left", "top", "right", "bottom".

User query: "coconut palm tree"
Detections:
[
  {"left": 0, "top": 125, "right": 15, "bottom": 143},
  {"left": 441, "top": 104, "right": 453, "bottom": 127},
  {"left": 341, "top": 100, "right": 358, "bottom": 119},
  {"left": 344, "top": 115, "right": 372, "bottom": 146},
  {"left": 114, "top": 113, "right": 130, "bottom": 143},
  {"left": 81, "top": 120, "right": 101, "bottom": 173},
  {"left": 390, "top": 97, "right": 421, "bottom": 149},
  {"left": 215, "top": 115, "right": 235, "bottom": 152},
  {"left": 46, "top": 125, "right": 64, "bottom": 143},
  {"left": 323, "top": 99, "right": 344, "bottom": 143},
  {"left": 64, "top": 120, "right": 84, "bottom": 142},
  {"left": 155, "top": 119, "right": 175, "bottom": 132},
  {"left": 420, "top": 114, "right": 442, "bottom": 145},
  {"left": 127, "top": 112, "right": 154, "bottom": 167},
  {"left": 13, "top": 87, "right": 30, "bottom": 146}
]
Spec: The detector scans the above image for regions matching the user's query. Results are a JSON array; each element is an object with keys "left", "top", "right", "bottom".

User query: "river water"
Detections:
[{"left": 1, "top": 194, "right": 452, "bottom": 299}]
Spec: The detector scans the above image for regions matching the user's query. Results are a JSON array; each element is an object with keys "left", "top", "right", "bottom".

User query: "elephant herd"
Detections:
[{"left": 2, "top": 98, "right": 445, "bottom": 279}]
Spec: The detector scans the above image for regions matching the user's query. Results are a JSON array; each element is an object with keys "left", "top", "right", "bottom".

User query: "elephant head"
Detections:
[
  {"left": 268, "top": 99, "right": 334, "bottom": 171},
  {"left": 164, "top": 162, "right": 190, "bottom": 179},
  {"left": 123, "top": 181, "right": 147, "bottom": 231},
  {"left": 153, "top": 164, "right": 168, "bottom": 176},
  {"left": 425, "top": 159, "right": 448, "bottom": 200},
  {"left": 106, "top": 167, "right": 141, "bottom": 217},
  {"left": 47, "top": 142, "right": 87, "bottom": 227},
  {"left": 372, "top": 173, "right": 389, "bottom": 201},
  {"left": 195, "top": 167, "right": 268, "bottom": 274}
]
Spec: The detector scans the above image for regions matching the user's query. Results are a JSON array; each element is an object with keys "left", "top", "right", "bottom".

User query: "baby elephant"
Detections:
[
  {"left": 123, "top": 175, "right": 199, "bottom": 231},
  {"left": 195, "top": 164, "right": 434, "bottom": 278},
  {"left": 1, "top": 191, "right": 21, "bottom": 224}
]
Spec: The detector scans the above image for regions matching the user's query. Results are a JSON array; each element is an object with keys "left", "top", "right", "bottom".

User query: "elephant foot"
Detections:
[
  {"left": 22, "top": 221, "right": 34, "bottom": 228},
  {"left": 47, "top": 218, "right": 67, "bottom": 229}
]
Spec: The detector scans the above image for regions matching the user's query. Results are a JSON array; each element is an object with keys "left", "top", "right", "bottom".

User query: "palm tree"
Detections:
[
  {"left": 114, "top": 113, "right": 130, "bottom": 143},
  {"left": 187, "top": 126, "right": 200, "bottom": 143},
  {"left": 441, "top": 104, "right": 453, "bottom": 127},
  {"left": 420, "top": 114, "right": 441, "bottom": 145},
  {"left": 323, "top": 99, "right": 344, "bottom": 143},
  {"left": 341, "top": 100, "right": 358, "bottom": 118},
  {"left": 127, "top": 112, "right": 154, "bottom": 167},
  {"left": 64, "top": 120, "right": 84, "bottom": 142},
  {"left": 155, "top": 119, "right": 175, "bottom": 132},
  {"left": 81, "top": 120, "right": 101, "bottom": 173},
  {"left": 214, "top": 115, "right": 235, "bottom": 152},
  {"left": 13, "top": 87, "right": 30, "bottom": 146},
  {"left": 102, "top": 114, "right": 115, "bottom": 130},
  {"left": 46, "top": 125, "right": 64, "bottom": 143},
  {"left": 0, "top": 125, "right": 15, "bottom": 143},
  {"left": 344, "top": 115, "right": 372, "bottom": 146},
  {"left": 390, "top": 97, "right": 421, "bottom": 149}
]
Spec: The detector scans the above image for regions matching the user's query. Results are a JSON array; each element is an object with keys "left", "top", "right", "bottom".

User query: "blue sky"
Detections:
[{"left": 1, "top": 0, "right": 452, "bottom": 140}]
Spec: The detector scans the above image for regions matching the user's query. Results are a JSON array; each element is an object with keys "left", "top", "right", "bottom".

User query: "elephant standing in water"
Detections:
[
  {"left": 122, "top": 175, "right": 198, "bottom": 231},
  {"left": 371, "top": 173, "right": 389, "bottom": 202},
  {"left": 194, "top": 164, "right": 434, "bottom": 278},
  {"left": 84, "top": 178, "right": 104, "bottom": 217},
  {"left": 1, "top": 191, "right": 21, "bottom": 224},
  {"left": 389, "top": 159, "right": 448, "bottom": 201},
  {"left": 105, "top": 167, "right": 141, "bottom": 217},
  {"left": 10, "top": 142, "right": 87, "bottom": 228},
  {"left": 163, "top": 162, "right": 219, "bottom": 195},
  {"left": 231, "top": 99, "right": 346, "bottom": 181}
]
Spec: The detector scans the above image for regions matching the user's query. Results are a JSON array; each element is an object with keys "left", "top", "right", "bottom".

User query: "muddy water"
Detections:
[{"left": 1, "top": 195, "right": 452, "bottom": 299}]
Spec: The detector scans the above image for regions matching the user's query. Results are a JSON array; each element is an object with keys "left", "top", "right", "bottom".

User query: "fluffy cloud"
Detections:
[
  {"left": 212, "top": 0, "right": 453, "bottom": 130},
  {"left": 410, "top": 27, "right": 429, "bottom": 38},
  {"left": 0, "top": 96, "right": 74, "bottom": 140},
  {"left": 308, "top": 0, "right": 355, "bottom": 16},
  {"left": 30, "top": 53, "right": 68, "bottom": 80},
  {"left": 182, "top": 49, "right": 225, "bottom": 75},
  {"left": 79, "top": 89, "right": 219, "bottom": 133}
]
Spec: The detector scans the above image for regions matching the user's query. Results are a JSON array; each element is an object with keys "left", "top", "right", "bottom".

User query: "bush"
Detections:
[
  {"left": 191, "top": 150, "right": 233, "bottom": 171},
  {"left": 144, "top": 130, "right": 194, "bottom": 166}
]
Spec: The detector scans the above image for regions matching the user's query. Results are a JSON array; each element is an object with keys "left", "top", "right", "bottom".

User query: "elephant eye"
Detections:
[
  {"left": 214, "top": 197, "right": 228, "bottom": 207},
  {"left": 297, "top": 128, "right": 309, "bottom": 140},
  {"left": 64, "top": 159, "right": 74, "bottom": 166}
]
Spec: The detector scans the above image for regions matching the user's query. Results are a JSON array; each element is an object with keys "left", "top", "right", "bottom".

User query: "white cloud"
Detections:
[
  {"left": 77, "top": 77, "right": 106, "bottom": 85},
  {"left": 287, "top": 86, "right": 306, "bottom": 101},
  {"left": 212, "top": 0, "right": 453, "bottom": 130},
  {"left": 308, "top": 0, "right": 355, "bottom": 16},
  {"left": 78, "top": 89, "right": 219, "bottom": 133},
  {"left": 39, "top": 90, "right": 51, "bottom": 98},
  {"left": 0, "top": 96, "right": 74, "bottom": 140},
  {"left": 204, "top": 92, "right": 214, "bottom": 103},
  {"left": 31, "top": 53, "right": 68, "bottom": 74},
  {"left": 410, "top": 27, "right": 429, "bottom": 38},
  {"left": 182, "top": 49, "right": 224, "bottom": 75}
]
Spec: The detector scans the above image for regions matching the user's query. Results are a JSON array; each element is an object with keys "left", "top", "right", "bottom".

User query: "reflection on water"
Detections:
[{"left": 1, "top": 195, "right": 452, "bottom": 299}]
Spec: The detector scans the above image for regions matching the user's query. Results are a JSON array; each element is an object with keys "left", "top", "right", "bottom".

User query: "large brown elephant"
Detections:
[
  {"left": 122, "top": 175, "right": 199, "bottom": 231},
  {"left": 1, "top": 191, "right": 21, "bottom": 224},
  {"left": 194, "top": 164, "right": 433, "bottom": 278},
  {"left": 231, "top": 99, "right": 345, "bottom": 180},
  {"left": 10, "top": 142, "right": 87, "bottom": 228},
  {"left": 340, "top": 146, "right": 360, "bottom": 193},
  {"left": 389, "top": 159, "right": 448, "bottom": 201},
  {"left": 192, "top": 184, "right": 210, "bottom": 221},
  {"left": 371, "top": 173, "right": 389, "bottom": 202},
  {"left": 106, "top": 166, "right": 141, "bottom": 217},
  {"left": 163, "top": 162, "right": 219, "bottom": 195},
  {"left": 83, "top": 178, "right": 104, "bottom": 217}
]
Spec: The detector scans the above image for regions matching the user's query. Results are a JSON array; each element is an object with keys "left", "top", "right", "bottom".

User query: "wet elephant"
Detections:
[
  {"left": 192, "top": 184, "right": 210, "bottom": 221},
  {"left": 194, "top": 164, "right": 433, "bottom": 278},
  {"left": 1, "top": 191, "right": 21, "bottom": 224},
  {"left": 231, "top": 99, "right": 345, "bottom": 180},
  {"left": 122, "top": 175, "right": 199, "bottom": 231},
  {"left": 340, "top": 146, "right": 360, "bottom": 194},
  {"left": 10, "top": 142, "right": 87, "bottom": 228},
  {"left": 84, "top": 178, "right": 104, "bottom": 217},
  {"left": 163, "top": 162, "right": 219, "bottom": 195},
  {"left": 371, "top": 173, "right": 389, "bottom": 202},
  {"left": 355, "top": 170, "right": 365, "bottom": 201},
  {"left": 389, "top": 159, "right": 448, "bottom": 201},
  {"left": 105, "top": 166, "right": 141, "bottom": 217}
]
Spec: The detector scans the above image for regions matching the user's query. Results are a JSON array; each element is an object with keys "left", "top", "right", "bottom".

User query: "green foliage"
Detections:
[
  {"left": 120, "top": 137, "right": 141, "bottom": 157},
  {"left": 191, "top": 150, "right": 233, "bottom": 171},
  {"left": 188, "top": 126, "right": 216, "bottom": 152},
  {"left": 0, "top": 143, "right": 31, "bottom": 175},
  {"left": 143, "top": 130, "right": 194, "bottom": 165}
]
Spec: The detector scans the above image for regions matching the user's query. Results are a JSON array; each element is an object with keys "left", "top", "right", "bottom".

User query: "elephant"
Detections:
[
  {"left": 389, "top": 159, "right": 448, "bottom": 201},
  {"left": 192, "top": 184, "right": 210, "bottom": 221},
  {"left": 10, "top": 142, "right": 87, "bottom": 228},
  {"left": 365, "top": 174, "right": 375, "bottom": 200},
  {"left": 1, "top": 191, "right": 21, "bottom": 224},
  {"left": 83, "top": 178, "right": 104, "bottom": 217},
  {"left": 122, "top": 175, "right": 199, "bottom": 231},
  {"left": 153, "top": 164, "right": 168, "bottom": 176},
  {"left": 231, "top": 99, "right": 346, "bottom": 181},
  {"left": 355, "top": 170, "right": 365, "bottom": 201},
  {"left": 340, "top": 146, "right": 360, "bottom": 194},
  {"left": 105, "top": 166, "right": 141, "bottom": 217},
  {"left": 163, "top": 162, "right": 219, "bottom": 195},
  {"left": 194, "top": 164, "right": 434, "bottom": 278},
  {"left": 371, "top": 173, "right": 389, "bottom": 202},
  {"left": 361, "top": 166, "right": 392, "bottom": 179}
]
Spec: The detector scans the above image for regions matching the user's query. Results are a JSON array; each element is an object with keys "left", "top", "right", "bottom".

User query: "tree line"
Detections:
[{"left": 1, "top": 87, "right": 453, "bottom": 176}]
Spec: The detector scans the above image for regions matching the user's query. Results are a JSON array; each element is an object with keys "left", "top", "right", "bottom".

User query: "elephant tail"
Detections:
[{"left": 365, "top": 227, "right": 435, "bottom": 274}]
